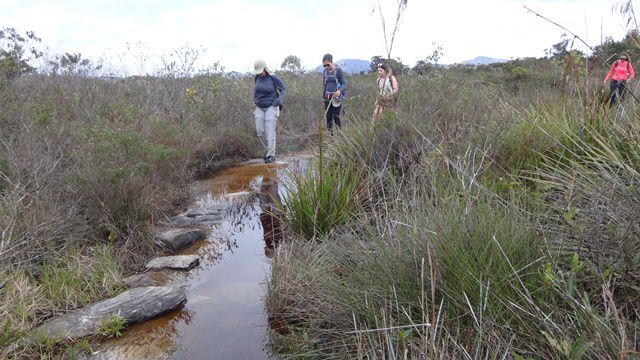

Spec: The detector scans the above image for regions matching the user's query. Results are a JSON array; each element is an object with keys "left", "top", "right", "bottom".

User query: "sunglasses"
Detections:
[{"left": 323, "top": 64, "right": 331, "bottom": 67}]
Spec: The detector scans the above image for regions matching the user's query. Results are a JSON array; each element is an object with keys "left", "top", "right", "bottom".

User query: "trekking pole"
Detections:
[{"left": 624, "top": 85, "right": 640, "bottom": 106}]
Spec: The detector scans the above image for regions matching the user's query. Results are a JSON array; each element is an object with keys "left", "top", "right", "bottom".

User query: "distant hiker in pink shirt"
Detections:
[{"left": 604, "top": 54, "right": 634, "bottom": 108}]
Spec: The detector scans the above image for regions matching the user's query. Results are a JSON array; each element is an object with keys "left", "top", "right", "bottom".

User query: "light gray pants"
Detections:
[{"left": 254, "top": 106, "right": 279, "bottom": 158}]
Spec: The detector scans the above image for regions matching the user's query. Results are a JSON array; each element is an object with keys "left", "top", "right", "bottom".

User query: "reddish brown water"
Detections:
[{"left": 88, "top": 157, "right": 306, "bottom": 360}]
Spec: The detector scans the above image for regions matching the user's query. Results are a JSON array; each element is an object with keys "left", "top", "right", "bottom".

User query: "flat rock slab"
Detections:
[
  {"left": 183, "top": 208, "right": 222, "bottom": 218},
  {"left": 34, "top": 286, "right": 186, "bottom": 341},
  {"left": 155, "top": 228, "right": 205, "bottom": 252},
  {"left": 165, "top": 213, "right": 224, "bottom": 228},
  {"left": 145, "top": 255, "right": 199, "bottom": 271},
  {"left": 122, "top": 272, "right": 167, "bottom": 288},
  {"left": 224, "top": 191, "right": 251, "bottom": 198}
]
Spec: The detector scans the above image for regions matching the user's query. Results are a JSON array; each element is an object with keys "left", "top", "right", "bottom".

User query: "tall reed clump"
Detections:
[
  {"left": 279, "top": 158, "right": 364, "bottom": 239},
  {"left": 279, "top": 115, "right": 367, "bottom": 239},
  {"left": 278, "top": 91, "right": 436, "bottom": 240}
]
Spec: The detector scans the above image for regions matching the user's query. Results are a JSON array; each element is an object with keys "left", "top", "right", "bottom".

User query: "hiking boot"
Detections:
[{"left": 264, "top": 156, "right": 275, "bottom": 164}]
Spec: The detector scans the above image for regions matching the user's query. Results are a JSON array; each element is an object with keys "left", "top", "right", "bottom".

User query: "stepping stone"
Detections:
[
  {"left": 122, "top": 272, "right": 167, "bottom": 288},
  {"left": 33, "top": 286, "right": 186, "bottom": 341},
  {"left": 155, "top": 228, "right": 205, "bottom": 252},
  {"left": 225, "top": 191, "right": 250, "bottom": 198},
  {"left": 145, "top": 255, "right": 200, "bottom": 271},
  {"left": 198, "top": 220, "right": 223, "bottom": 227},
  {"left": 163, "top": 216, "right": 193, "bottom": 227},
  {"left": 183, "top": 208, "right": 222, "bottom": 218},
  {"left": 164, "top": 213, "right": 224, "bottom": 228},
  {"left": 196, "top": 214, "right": 223, "bottom": 223}
]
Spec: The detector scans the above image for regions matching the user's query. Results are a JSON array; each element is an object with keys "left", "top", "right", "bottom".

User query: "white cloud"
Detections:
[{"left": 0, "top": 0, "right": 632, "bottom": 73}]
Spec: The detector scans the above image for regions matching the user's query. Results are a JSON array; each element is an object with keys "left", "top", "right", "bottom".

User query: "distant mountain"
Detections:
[
  {"left": 314, "top": 59, "right": 371, "bottom": 74},
  {"left": 460, "top": 56, "right": 509, "bottom": 66}
]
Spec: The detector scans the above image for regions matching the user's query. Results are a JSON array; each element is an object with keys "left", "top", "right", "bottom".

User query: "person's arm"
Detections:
[
  {"left": 253, "top": 75, "right": 258, "bottom": 106},
  {"left": 604, "top": 63, "right": 615, "bottom": 83},
  {"left": 390, "top": 76, "right": 399, "bottom": 94},
  {"left": 272, "top": 76, "right": 286, "bottom": 107},
  {"left": 322, "top": 69, "right": 327, "bottom": 96},
  {"left": 335, "top": 68, "right": 346, "bottom": 97},
  {"left": 629, "top": 63, "right": 635, "bottom": 80}
]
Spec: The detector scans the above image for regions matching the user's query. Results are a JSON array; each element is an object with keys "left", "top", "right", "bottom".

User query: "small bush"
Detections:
[
  {"left": 96, "top": 314, "right": 126, "bottom": 338},
  {"left": 190, "top": 129, "right": 259, "bottom": 177}
]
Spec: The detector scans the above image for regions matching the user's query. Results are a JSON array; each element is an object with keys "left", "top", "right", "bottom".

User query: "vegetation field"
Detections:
[{"left": 1, "top": 25, "right": 640, "bottom": 359}]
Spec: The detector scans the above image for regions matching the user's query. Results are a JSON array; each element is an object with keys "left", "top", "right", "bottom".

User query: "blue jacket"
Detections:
[{"left": 254, "top": 74, "right": 286, "bottom": 109}]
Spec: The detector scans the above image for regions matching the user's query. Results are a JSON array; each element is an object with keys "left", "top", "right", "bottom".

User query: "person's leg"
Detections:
[
  {"left": 333, "top": 104, "right": 342, "bottom": 129},
  {"left": 372, "top": 101, "right": 382, "bottom": 124},
  {"left": 264, "top": 106, "right": 278, "bottom": 159},
  {"left": 609, "top": 81, "right": 618, "bottom": 108},
  {"left": 324, "top": 100, "right": 333, "bottom": 131},
  {"left": 619, "top": 80, "right": 627, "bottom": 101},
  {"left": 254, "top": 107, "right": 268, "bottom": 155}
]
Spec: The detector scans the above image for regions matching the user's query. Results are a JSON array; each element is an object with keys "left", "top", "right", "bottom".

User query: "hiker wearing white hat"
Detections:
[{"left": 253, "top": 59, "right": 285, "bottom": 164}]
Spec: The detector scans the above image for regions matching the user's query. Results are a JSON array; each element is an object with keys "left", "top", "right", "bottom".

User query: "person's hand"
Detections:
[{"left": 334, "top": 90, "right": 341, "bottom": 98}]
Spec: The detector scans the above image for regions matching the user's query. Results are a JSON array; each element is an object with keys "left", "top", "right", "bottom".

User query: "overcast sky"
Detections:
[{"left": 0, "top": 0, "right": 633, "bottom": 74}]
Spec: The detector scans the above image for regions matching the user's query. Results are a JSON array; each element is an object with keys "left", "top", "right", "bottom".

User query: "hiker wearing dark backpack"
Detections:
[
  {"left": 604, "top": 54, "right": 634, "bottom": 108},
  {"left": 321, "top": 54, "right": 346, "bottom": 133},
  {"left": 371, "top": 63, "right": 399, "bottom": 123},
  {"left": 253, "top": 59, "right": 285, "bottom": 164}
]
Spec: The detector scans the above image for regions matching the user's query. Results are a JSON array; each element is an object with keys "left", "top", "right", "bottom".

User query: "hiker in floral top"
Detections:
[{"left": 371, "top": 63, "right": 399, "bottom": 123}]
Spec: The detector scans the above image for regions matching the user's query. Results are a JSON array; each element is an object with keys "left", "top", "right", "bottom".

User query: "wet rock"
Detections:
[
  {"left": 164, "top": 212, "right": 224, "bottom": 228},
  {"left": 184, "top": 208, "right": 222, "bottom": 218},
  {"left": 34, "top": 286, "right": 186, "bottom": 341},
  {"left": 164, "top": 215, "right": 194, "bottom": 227},
  {"left": 145, "top": 255, "right": 199, "bottom": 271},
  {"left": 155, "top": 228, "right": 205, "bottom": 252},
  {"left": 225, "top": 191, "right": 251, "bottom": 198},
  {"left": 122, "top": 272, "right": 166, "bottom": 288},
  {"left": 198, "top": 221, "right": 223, "bottom": 227},
  {"left": 185, "top": 210, "right": 205, "bottom": 218},
  {"left": 199, "top": 214, "right": 223, "bottom": 222}
]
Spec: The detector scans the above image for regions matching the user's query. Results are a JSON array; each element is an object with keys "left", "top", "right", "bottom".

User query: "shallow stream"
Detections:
[{"left": 88, "top": 156, "right": 306, "bottom": 360}]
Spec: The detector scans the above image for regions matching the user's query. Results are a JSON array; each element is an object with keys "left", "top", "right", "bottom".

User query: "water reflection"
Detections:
[
  {"left": 258, "top": 168, "right": 283, "bottom": 257},
  {"left": 87, "top": 158, "right": 306, "bottom": 360}
]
